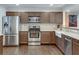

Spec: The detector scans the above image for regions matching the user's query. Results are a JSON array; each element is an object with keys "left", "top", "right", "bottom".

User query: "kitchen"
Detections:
[{"left": 0, "top": 4, "right": 79, "bottom": 55}]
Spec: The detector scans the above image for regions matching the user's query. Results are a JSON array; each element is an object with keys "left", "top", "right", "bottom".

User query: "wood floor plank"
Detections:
[{"left": 3, "top": 45, "right": 63, "bottom": 55}]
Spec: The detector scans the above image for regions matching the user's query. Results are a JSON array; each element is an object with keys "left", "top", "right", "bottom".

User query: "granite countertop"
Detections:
[{"left": 55, "top": 30, "right": 79, "bottom": 40}]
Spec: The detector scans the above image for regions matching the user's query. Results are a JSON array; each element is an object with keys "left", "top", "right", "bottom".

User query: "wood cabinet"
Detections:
[
  {"left": 28, "top": 12, "right": 41, "bottom": 16},
  {"left": 41, "top": 31, "right": 56, "bottom": 44},
  {"left": 19, "top": 31, "right": 28, "bottom": 45},
  {"left": 0, "top": 36, "right": 3, "bottom": 55},
  {"left": 6, "top": 12, "right": 20, "bottom": 16},
  {"left": 72, "top": 39, "right": 79, "bottom": 55},
  {"left": 20, "top": 12, "right": 28, "bottom": 23},
  {"left": 50, "top": 12, "right": 56, "bottom": 23},
  {"left": 55, "top": 12, "right": 63, "bottom": 24},
  {"left": 40, "top": 12, "right": 50, "bottom": 23},
  {"left": 6, "top": 12, "right": 28, "bottom": 23},
  {"left": 41, "top": 31, "right": 50, "bottom": 44},
  {"left": 50, "top": 31, "right": 56, "bottom": 44},
  {"left": 50, "top": 12, "right": 63, "bottom": 24}
]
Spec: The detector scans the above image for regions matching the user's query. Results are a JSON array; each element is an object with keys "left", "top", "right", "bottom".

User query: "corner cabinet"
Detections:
[
  {"left": 50, "top": 12, "right": 63, "bottom": 24},
  {"left": 72, "top": 38, "right": 79, "bottom": 55},
  {"left": 19, "top": 31, "right": 28, "bottom": 45},
  {"left": 41, "top": 31, "right": 56, "bottom": 44}
]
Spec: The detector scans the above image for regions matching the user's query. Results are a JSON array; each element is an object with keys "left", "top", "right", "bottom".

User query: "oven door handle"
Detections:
[{"left": 65, "top": 38, "right": 72, "bottom": 42}]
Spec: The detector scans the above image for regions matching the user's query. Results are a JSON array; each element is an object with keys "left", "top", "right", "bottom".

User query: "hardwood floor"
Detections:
[{"left": 3, "top": 45, "right": 63, "bottom": 55}]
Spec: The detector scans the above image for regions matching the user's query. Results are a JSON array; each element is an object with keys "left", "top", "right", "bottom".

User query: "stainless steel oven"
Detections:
[{"left": 28, "top": 25, "right": 41, "bottom": 45}]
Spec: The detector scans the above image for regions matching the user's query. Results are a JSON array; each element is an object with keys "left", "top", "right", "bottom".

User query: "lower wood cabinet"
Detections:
[
  {"left": 0, "top": 36, "right": 3, "bottom": 55},
  {"left": 41, "top": 31, "right": 56, "bottom": 44},
  {"left": 19, "top": 31, "right": 28, "bottom": 45},
  {"left": 72, "top": 39, "right": 79, "bottom": 55}
]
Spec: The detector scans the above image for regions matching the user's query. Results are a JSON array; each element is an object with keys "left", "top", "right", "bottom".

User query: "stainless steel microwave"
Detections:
[{"left": 28, "top": 16, "right": 40, "bottom": 23}]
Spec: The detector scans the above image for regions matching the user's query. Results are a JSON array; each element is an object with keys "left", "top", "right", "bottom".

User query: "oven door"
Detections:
[{"left": 29, "top": 31, "right": 39, "bottom": 38}]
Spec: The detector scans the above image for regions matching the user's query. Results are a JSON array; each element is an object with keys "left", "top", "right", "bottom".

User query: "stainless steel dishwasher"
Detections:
[{"left": 64, "top": 36, "right": 72, "bottom": 55}]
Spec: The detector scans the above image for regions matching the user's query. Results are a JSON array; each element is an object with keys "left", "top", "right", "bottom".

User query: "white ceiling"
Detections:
[{"left": 0, "top": 4, "right": 79, "bottom": 12}]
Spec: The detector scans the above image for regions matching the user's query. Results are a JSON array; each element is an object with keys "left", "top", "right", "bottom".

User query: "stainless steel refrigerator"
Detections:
[{"left": 2, "top": 16, "right": 19, "bottom": 46}]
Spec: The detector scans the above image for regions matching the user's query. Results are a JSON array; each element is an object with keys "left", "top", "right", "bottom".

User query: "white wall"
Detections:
[{"left": 0, "top": 7, "right": 6, "bottom": 34}]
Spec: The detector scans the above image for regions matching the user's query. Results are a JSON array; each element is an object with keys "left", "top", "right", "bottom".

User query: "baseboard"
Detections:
[
  {"left": 3, "top": 45, "right": 19, "bottom": 47},
  {"left": 41, "top": 43, "right": 56, "bottom": 45},
  {"left": 20, "top": 42, "right": 28, "bottom": 45}
]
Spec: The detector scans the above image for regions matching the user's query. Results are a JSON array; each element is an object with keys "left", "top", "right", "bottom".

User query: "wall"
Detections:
[
  {"left": 0, "top": 7, "right": 6, "bottom": 35},
  {"left": 63, "top": 11, "right": 79, "bottom": 29}
]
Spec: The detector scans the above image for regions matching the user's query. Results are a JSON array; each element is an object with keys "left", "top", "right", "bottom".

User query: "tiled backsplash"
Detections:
[{"left": 19, "top": 23, "right": 60, "bottom": 31}]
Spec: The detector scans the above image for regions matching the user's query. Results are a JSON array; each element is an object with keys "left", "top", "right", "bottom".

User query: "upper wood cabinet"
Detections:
[
  {"left": 50, "top": 12, "right": 56, "bottom": 23},
  {"left": 6, "top": 12, "right": 20, "bottom": 16},
  {"left": 28, "top": 12, "right": 41, "bottom": 16},
  {"left": 6, "top": 12, "right": 28, "bottom": 23},
  {"left": 55, "top": 12, "right": 63, "bottom": 24},
  {"left": 40, "top": 12, "right": 50, "bottom": 23},
  {"left": 6, "top": 12, "right": 63, "bottom": 24},
  {"left": 50, "top": 12, "right": 63, "bottom": 24},
  {"left": 20, "top": 12, "right": 28, "bottom": 23}
]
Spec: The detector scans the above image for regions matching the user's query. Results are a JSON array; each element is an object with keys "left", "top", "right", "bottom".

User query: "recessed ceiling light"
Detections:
[
  {"left": 16, "top": 4, "right": 20, "bottom": 6},
  {"left": 66, "top": 10, "right": 70, "bottom": 12},
  {"left": 50, "top": 4, "right": 54, "bottom": 6}
]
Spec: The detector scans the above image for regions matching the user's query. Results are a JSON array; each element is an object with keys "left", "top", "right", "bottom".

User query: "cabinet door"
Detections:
[
  {"left": 50, "top": 12, "right": 56, "bottom": 23},
  {"left": 50, "top": 31, "right": 56, "bottom": 44},
  {"left": 41, "top": 32, "right": 50, "bottom": 44},
  {"left": 55, "top": 12, "right": 63, "bottom": 24},
  {"left": 0, "top": 36, "right": 3, "bottom": 55},
  {"left": 19, "top": 31, "right": 28, "bottom": 44},
  {"left": 73, "top": 39, "right": 79, "bottom": 55},
  {"left": 40, "top": 12, "right": 50, "bottom": 23},
  {"left": 20, "top": 12, "right": 28, "bottom": 23},
  {"left": 28, "top": 12, "right": 41, "bottom": 16}
]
